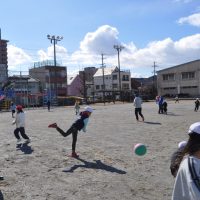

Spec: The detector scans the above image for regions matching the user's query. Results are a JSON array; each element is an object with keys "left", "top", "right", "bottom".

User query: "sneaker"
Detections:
[
  {"left": 142, "top": 117, "right": 144, "bottom": 122},
  {"left": 25, "top": 139, "right": 31, "bottom": 144},
  {"left": 17, "top": 139, "right": 21, "bottom": 143},
  {"left": 71, "top": 152, "right": 79, "bottom": 158},
  {"left": 48, "top": 123, "right": 57, "bottom": 128}
]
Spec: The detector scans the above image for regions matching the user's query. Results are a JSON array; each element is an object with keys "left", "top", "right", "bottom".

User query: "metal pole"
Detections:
[
  {"left": 117, "top": 50, "right": 121, "bottom": 100},
  {"left": 47, "top": 35, "right": 63, "bottom": 104},
  {"left": 101, "top": 54, "right": 105, "bottom": 105},
  {"left": 114, "top": 45, "right": 124, "bottom": 101},
  {"left": 53, "top": 39, "right": 56, "bottom": 67}
]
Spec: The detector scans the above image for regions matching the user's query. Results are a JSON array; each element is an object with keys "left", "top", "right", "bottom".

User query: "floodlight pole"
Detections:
[
  {"left": 114, "top": 45, "right": 124, "bottom": 101},
  {"left": 47, "top": 35, "right": 63, "bottom": 100}
]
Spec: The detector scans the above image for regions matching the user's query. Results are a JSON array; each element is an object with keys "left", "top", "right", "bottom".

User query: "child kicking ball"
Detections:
[{"left": 48, "top": 106, "right": 93, "bottom": 158}]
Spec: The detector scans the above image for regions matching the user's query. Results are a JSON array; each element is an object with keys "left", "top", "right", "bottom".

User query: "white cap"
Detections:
[
  {"left": 178, "top": 141, "right": 187, "bottom": 149},
  {"left": 84, "top": 106, "right": 93, "bottom": 113},
  {"left": 188, "top": 122, "right": 200, "bottom": 135}
]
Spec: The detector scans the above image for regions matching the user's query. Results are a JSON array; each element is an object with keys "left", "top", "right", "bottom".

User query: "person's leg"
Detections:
[
  {"left": 72, "top": 129, "right": 78, "bottom": 152},
  {"left": 138, "top": 108, "right": 144, "bottom": 121},
  {"left": 135, "top": 108, "right": 139, "bottom": 121},
  {"left": 19, "top": 127, "right": 29, "bottom": 140},
  {"left": 71, "top": 129, "right": 79, "bottom": 157},
  {"left": 14, "top": 128, "right": 21, "bottom": 140},
  {"left": 56, "top": 126, "right": 75, "bottom": 137}
]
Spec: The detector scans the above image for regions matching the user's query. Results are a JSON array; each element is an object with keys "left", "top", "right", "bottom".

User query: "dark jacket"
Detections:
[{"left": 72, "top": 111, "right": 90, "bottom": 131}]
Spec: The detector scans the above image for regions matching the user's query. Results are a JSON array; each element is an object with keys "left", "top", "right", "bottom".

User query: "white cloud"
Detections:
[
  {"left": 37, "top": 45, "right": 68, "bottom": 64},
  {"left": 8, "top": 45, "right": 32, "bottom": 70},
  {"left": 80, "top": 25, "right": 120, "bottom": 54},
  {"left": 173, "top": 0, "right": 193, "bottom": 3},
  {"left": 7, "top": 25, "right": 200, "bottom": 77},
  {"left": 178, "top": 13, "right": 200, "bottom": 27}
]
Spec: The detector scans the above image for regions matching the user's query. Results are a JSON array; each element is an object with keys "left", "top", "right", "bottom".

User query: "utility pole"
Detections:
[
  {"left": 113, "top": 45, "right": 124, "bottom": 101},
  {"left": 101, "top": 54, "right": 105, "bottom": 105},
  {"left": 83, "top": 70, "right": 87, "bottom": 102},
  {"left": 152, "top": 61, "right": 158, "bottom": 96}
]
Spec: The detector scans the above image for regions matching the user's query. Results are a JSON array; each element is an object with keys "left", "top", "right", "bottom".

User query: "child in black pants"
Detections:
[{"left": 48, "top": 106, "right": 93, "bottom": 158}]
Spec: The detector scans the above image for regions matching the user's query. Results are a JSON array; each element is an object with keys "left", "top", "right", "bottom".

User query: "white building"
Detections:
[
  {"left": 157, "top": 60, "right": 200, "bottom": 97},
  {"left": 93, "top": 66, "right": 131, "bottom": 99}
]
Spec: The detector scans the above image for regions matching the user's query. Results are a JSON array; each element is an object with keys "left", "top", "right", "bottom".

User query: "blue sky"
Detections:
[{"left": 1, "top": 0, "right": 200, "bottom": 77}]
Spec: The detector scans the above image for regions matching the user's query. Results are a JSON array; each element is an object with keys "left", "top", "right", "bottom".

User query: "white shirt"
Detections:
[
  {"left": 172, "top": 156, "right": 200, "bottom": 200},
  {"left": 133, "top": 97, "right": 143, "bottom": 108},
  {"left": 14, "top": 112, "right": 25, "bottom": 128}
]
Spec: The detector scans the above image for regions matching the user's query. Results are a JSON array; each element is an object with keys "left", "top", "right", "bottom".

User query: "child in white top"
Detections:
[{"left": 12, "top": 105, "right": 30, "bottom": 143}]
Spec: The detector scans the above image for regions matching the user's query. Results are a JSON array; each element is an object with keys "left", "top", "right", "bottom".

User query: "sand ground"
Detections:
[{"left": 0, "top": 100, "right": 198, "bottom": 200}]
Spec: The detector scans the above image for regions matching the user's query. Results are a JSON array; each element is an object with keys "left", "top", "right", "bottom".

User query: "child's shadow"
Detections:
[
  {"left": 16, "top": 143, "right": 34, "bottom": 154},
  {"left": 0, "top": 190, "right": 4, "bottom": 200},
  {"left": 63, "top": 158, "right": 126, "bottom": 174}
]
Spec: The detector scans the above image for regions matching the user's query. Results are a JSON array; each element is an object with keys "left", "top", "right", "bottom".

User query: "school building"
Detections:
[{"left": 157, "top": 60, "right": 200, "bottom": 97}]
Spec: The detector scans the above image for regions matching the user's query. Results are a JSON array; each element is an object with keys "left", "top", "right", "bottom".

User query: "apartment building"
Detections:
[
  {"left": 93, "top": 66, "right": 131, "bottom": 100},
  {"left": 0, "top": 30, "right": 9, "bottom": 85}
]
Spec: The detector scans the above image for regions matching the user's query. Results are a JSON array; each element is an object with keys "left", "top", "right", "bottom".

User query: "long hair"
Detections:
[{"left": 173, "top": 133, "right": 200, "bottom": 176}]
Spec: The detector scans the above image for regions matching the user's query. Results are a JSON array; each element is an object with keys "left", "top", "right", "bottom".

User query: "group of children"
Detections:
[
  {"left": 6, "top": 98, "right": 200, "bottom": 198},
  {"left": 10, "top": 101, "right": 93, "bottom": 158},
  {"left": 155, "top": 96, "right": 168, "bottom": 114}
]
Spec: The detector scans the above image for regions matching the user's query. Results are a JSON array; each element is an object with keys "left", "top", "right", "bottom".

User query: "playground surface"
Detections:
[{"left": 0, "top": 100, "right": 198, "bottom": 200}]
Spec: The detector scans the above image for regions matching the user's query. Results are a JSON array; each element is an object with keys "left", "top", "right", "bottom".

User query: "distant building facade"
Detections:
[
  {"left": 157, "top": 60, "right": 200, "bottom": 97},
  {"left": 93, "top": 66, "right": 131, "bottom": 100},
  {"left": 0, "top": 32, "right": 9, "bottom": 85},
  {"left": 29, "top": 60, "right": 68, "bottom": 100},
  {"left": 79, "top": 67, "right": 98, "bottom": 99},
  {"left": 67, "top": 74, "right": 83, "bottom": 97},
  {"left": 8, "top": 75, "right": 40, "bottom": 106}
]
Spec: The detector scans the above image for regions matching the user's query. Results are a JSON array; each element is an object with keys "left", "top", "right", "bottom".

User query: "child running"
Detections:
[
  {"left": 133, "top": 93, "right": 144, "bottom": 122},
  {"left": 194, "top": 98, "right": 200, "bottom": 112},
  {"left": 48, "top": 106, "right": 93, "bottom": 158},
  {"left": 12, "top": 105, "right": 30, "bottom": 144}
]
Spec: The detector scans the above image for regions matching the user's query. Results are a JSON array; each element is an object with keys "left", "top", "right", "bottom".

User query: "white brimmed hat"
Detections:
[
  {"left": 178, "top": 141, "right": 187, "bottom": 149},
  {"left": 188, "top": 122, "right": 200, "bottom": 135},
  {"left": 84, "top": 106, "right": 93, "bottom": 113}
]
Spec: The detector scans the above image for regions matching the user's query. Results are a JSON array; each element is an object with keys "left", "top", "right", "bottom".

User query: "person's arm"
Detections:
[{"left": 82, "top": 118, "right": 89, "bottom": 132}]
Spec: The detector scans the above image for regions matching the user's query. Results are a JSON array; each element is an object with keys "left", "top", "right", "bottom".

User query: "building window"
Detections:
[
  {"left": 182, "top": 72, "right": 195, "bottom": 80},
  {"left": 112, "top": 75, "right": 117, "bottom": 80},
  {"left": 112, "top": 84, "right": 118, "bottom": 89},
  {"left": 181, "top": 86, "right": 198, "bottom": 89},
  {"left": 122, "top": 75, "right": 129, "bottom": 81},
  {"left": 122, "top": 83, "right": 129, "bottom": 89},
  {"left": 163, "top": 87, "right": 176, "bottom": 90},
  {"left": 163, "top": 73, "right": 175, "bottom": 81},
  {"left": 96, "top": 85, "right": 100, "bottom": 90}
]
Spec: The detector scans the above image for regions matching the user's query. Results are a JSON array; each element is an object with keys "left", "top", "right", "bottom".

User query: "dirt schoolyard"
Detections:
[{"left": 0, "top": 100, "right": 198, "bottom": 200}]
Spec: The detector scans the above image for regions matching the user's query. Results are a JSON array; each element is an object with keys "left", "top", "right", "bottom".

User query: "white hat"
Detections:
[
  {"left": 178, "top": 141, "right": 187, "bottom": 149},
  {"left": 188, "top": 122, "right": 200, "bottom": 135},
  {"left": 84, "top": 106, "right": 93, "bottom": 113}
]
